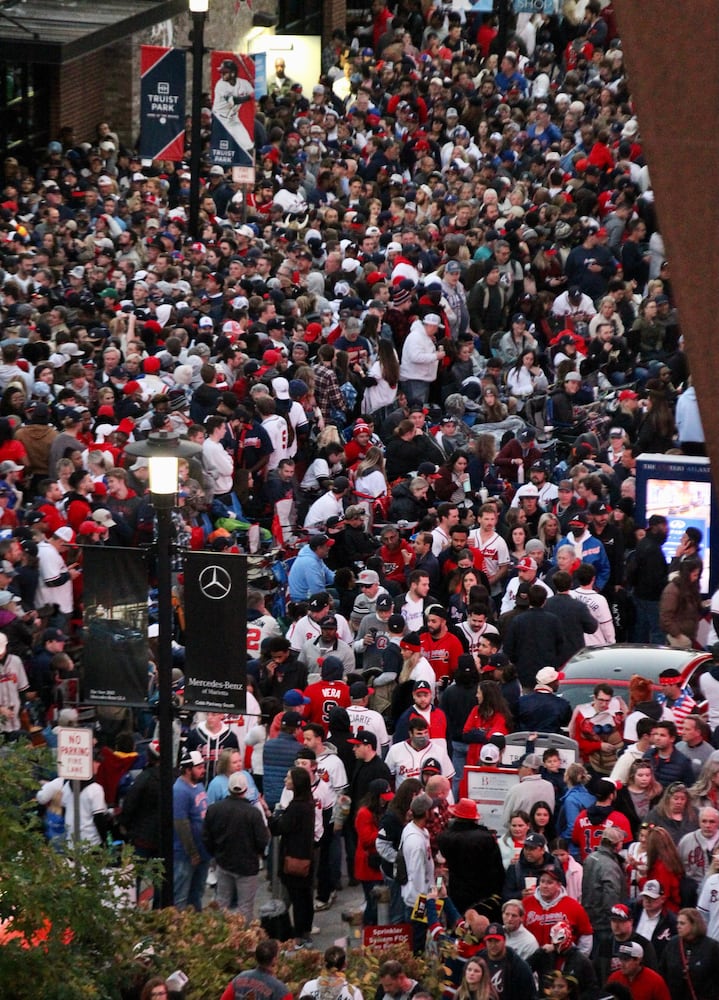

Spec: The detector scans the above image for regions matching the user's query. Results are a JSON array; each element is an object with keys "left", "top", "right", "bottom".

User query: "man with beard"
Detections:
[
  {"left": 420, "top": 605, "right": 463, "bottom": 686},
  {"left": 384, "top": 717, "right": 454, "bottom": 788}
]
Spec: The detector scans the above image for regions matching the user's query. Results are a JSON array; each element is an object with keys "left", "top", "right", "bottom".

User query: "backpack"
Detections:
[{"left": 393, "top": 843, "right": 409, "bottom": 885}]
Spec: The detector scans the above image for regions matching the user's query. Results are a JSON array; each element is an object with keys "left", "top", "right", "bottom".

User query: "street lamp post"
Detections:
[
  {"left": 188, "top": 0, "right": 209, "bottom": 240},
  {"left": 125, "top": 430, "right": 201, "bottom": 907}
]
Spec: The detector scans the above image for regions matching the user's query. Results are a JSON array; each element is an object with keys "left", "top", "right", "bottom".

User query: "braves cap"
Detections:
[{"left": 348, "top": 730, "right": 377, "bottom": 748}]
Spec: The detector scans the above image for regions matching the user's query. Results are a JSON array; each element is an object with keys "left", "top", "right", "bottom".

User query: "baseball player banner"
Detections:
[
  {"left": 81, "top": 547, "right": 150, "bottom": 707},
  {"left": 210, "top": 51, "right": 256, "bottom": 168},
  {"left": 139, "top": 46, "right": 186, "bottom": 161},
  {"left": 183, "top": 550, "right": 247, "bottom": 712}
]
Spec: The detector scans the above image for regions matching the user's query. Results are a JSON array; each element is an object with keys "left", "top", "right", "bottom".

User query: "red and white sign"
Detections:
[
  {"left": 362, "top": 923, "right": 413, "bottom": 950},
  {"left": 57, "top": 727, "right": 93, "bottom": 781}
]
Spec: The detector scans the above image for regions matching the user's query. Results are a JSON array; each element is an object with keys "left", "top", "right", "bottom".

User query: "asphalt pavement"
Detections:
[{"left": 203, "top": 863, "right": 367, "bottom": 951}]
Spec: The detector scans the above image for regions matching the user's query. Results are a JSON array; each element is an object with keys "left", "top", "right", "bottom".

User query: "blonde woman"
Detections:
[
  {"left": 690, "top": 757, "right": 719, "bottom": 811},
  {"left": 354, "top": 447, "right": 387, "bottom": 500}
]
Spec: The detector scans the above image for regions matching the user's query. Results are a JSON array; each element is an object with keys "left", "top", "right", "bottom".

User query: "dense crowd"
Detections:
[{"left": 3, "top": 0, "right": 718, "bottom": 998}]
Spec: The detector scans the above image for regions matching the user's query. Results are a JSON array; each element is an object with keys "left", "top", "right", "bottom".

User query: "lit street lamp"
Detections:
[
  {"left": 188, "top": 0, "right": 209, "bottom": 240},
  {"left": 125, "top": 430, "right": 201, "bottom": 907}
]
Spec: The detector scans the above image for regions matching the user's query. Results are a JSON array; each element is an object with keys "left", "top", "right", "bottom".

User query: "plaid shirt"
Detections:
[
  {"left": 313, "top": 362, "right": 345, "bottom": 414},
  {"left": 426, "top": 797, "right": 451, "bottom": 859}
]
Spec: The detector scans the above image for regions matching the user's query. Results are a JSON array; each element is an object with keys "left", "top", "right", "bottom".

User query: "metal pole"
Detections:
[
  {"left": 188, "top": 8, "right": 206, "bottom": 240},
  {"left": 497, "top": 0, "right": 511, "bottom": 57},
  {"left": 155, "top": 496, "right": 175, "bottom": 908}
]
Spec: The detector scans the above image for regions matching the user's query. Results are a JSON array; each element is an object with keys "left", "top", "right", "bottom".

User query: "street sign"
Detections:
[
  {"left": 362, "top": 923, "right": 413, "bottom": 950},
  {"left": 233, "top": 166, "right": 255, "bottom": 185},
  {"left": 57, "top": 727, "right": 93, "bottom": 781}
]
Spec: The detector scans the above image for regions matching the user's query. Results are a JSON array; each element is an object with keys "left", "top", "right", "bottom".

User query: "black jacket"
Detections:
[
  {"left": 350, "top": 756, "right": 392, "bottom": 821},
  {"left": 120, "top": 763, "right": 161, "bottom": 853},
  {"left": 269, "top": 797, "right": 314, "bottom": 886},
  {"left": 591, "top": 522, "right": 626, "bottom": 591},
  {"left": 503, "top": 607, "right": 565, "bottom": 688},
  {"left": 388, "top": 482, "right": 431, "bottom": 523},
  {"left": 660, "top": 933, "right": 719, "bottom": 1000},
  {"left": 615, "top": 784, "right": 661, "bottom": 839},
  {"left": 256, "top": 655, "right": 308, "bottom": 700},
  {"left": 530, "top": 944, "right": 597, "bottom": 1000},
  {"left": 629, "top": 901, "right": 677, "bottom": 961},
  {"left": 479, "top": 945, "right": 538, "bottom": 1000},
  {"left": 342, "top": 523, "right": 380, "bottom": 564},
  {"left": 385, "top": 434, "right": 443, "bottom": 482},
  {"left": 203, "top": 795, "right": 269, "bottom": 875},
  {"left": 438, "top": 820, "right": 504, "bottom": 914},
  {"left": 633, "top": 531, "right": 668, "bottom": 600},
  {"left": 440, "top": 680, "right": 478, "bottom": 744},
  {"left": 545, "top": 591, "right": 599, "bottom": 660}
]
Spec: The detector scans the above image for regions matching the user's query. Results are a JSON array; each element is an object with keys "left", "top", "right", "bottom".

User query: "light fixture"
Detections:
[
  {"left": 125, "top": 430, "right": 202, "bottom": 507},
  {"left": 189, "top": 0, "right": 209, "bottom": 12},
  {"left": 148, "top": 456, "right": 181, "bottom": 497}
]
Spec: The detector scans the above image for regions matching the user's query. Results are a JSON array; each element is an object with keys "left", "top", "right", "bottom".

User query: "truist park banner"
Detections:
[
  {"left": 210, "top": 51, "right": 255, "bottom": 168},
  {"left": 140, "top": 46, "right": 186, "bottom": 161}
]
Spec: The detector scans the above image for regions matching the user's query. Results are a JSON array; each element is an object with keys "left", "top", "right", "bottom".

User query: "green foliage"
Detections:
[
  {"left": 0, "top": 745, "right": 444, "bottom": 999},
  {"left": 0, "top": 744, "right": 154, "bottom": 1000},
  {"left": 126, "top": 908, "right": 442, "bottom": 999}
]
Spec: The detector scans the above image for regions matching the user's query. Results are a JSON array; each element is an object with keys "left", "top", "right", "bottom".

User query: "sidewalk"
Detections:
[{"left": 201, "top": 869, "right": 367, "bottom": 952}]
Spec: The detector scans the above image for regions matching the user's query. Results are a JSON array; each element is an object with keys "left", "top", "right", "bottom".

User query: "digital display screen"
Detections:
[
  {"left": 645, "top": 476, "right": 711, "bottom": 592},
  {"left": 635, "top": 452, "right": 715, "bottom": 598}
]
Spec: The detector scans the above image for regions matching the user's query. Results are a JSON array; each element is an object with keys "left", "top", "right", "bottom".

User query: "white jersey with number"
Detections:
[
  {"left": 246, "top": 613, "right": 282, "bottom": 657},
  {"left": 346, "top": 705, "right": 391, "bottom": 748}
]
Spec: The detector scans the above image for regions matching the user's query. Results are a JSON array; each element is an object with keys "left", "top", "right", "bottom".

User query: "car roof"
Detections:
[{"left": 562, "top": 644, "right": 711, "bottom": 684}]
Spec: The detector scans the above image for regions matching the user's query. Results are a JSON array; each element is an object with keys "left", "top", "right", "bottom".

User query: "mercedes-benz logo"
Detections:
[{"left": 198, "top": 565, "right": 232, "bottom": 600}]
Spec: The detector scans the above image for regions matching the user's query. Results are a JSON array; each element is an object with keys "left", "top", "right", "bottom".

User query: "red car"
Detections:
[{"left": 559, "top": 643, "right": 713, "bottom": 712}]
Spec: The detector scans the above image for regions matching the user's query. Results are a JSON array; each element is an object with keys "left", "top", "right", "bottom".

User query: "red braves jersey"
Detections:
[
  {"left": 303, "top": 679, "right": 351, "bottom": 732},
  {"left": 420, "top": 631, "right": 464, "bottom": 681},
  {"left": 571, "top": 810, "right": 632, "bottom": 861},
  {"left": 379, "top": 541, "right": 414, "bottom": 584},
  {"left": 523, "top": 892, "right": 593, "bottom": 947}
]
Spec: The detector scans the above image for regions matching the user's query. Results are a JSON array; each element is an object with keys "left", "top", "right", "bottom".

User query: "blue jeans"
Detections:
[
  {"left": 174, "top": 855, "right": 210, "bottom": 911},
  {"left": 451, "top": 744, "right": 468, "bottom": 799},
  {"left": 632, "top": 597, "right": 663, "bottom": 644},
  {"left": 386, "top": 875, "right": 406, "bottom": 924},
  {"left": 362, "top": 880, "right": 379, "bottom": 925},
  {"left": 401, "top": 378, "right": 430, "bottom": 404}
]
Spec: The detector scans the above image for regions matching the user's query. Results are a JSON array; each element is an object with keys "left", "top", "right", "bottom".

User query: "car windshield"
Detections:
[{"left": 559, "top": 646, "right": 712, "bottom": 712}]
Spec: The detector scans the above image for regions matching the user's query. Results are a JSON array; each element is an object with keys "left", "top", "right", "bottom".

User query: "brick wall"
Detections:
[
  {"left": 53, "top": 40, "right": 135, "bottom": 146},
  {"left": 323, "top": 0, "right": 346, "bottom": 42}
]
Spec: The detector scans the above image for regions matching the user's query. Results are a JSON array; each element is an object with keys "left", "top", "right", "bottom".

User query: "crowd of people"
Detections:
[{"left": 5, "top": 0, "right": 719, "bottom": 997}]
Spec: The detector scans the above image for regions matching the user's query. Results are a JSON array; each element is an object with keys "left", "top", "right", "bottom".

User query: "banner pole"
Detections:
[
  {"left": 188, "top": 9, "right": 207, "bottom": 239},
  {"left": 155, "top": 497, "right": 175, "bottom": 907}
]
